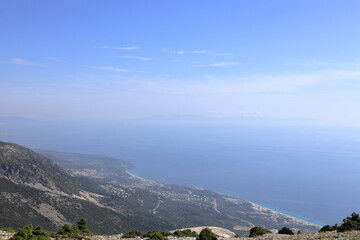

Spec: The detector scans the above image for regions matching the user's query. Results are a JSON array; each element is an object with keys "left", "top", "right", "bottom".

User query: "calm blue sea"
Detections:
[{"left": 2, "top": 120, "right": 360, "bottom": 225}]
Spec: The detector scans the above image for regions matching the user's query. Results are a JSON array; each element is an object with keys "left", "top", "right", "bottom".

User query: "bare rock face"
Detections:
[{"left": 0, "top": 142, "right": 78, "bottom": 194}]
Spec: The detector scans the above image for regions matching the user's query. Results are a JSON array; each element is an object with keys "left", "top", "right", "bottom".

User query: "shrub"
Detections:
[
  {"left": 57, "top": 218, "right": 93, "bottom": 238},
  {"left": 144, "top": 231, "right": 161, "bottom": 237},
  {"left": 173, "top": 229, "right": 198, "bottom": 237},
  {"left": 249, "top": 227, "right": 271, "bottom": 237},
  {"left": 319, "top": 224, "right": 339, "bottom": 232},
  {"left": 76, "top": 218, "right": 92, "bottom": 235},
  {"left": 197, "top": 228, "right": 217, "bottom": 240},
  {"left": 161, "top": 232, "right": 172, "bottom": 237},
  {"left": 122, "top": 230, "right": 144, "bottom": 238},
  {"left": 278, "top": 227, "right": 294, "bottom": 235},
  {"left": 145, "top": 231, "right": 168, "bottom": 240},
  {"left": 58, "top": 224, "right": 79, "bottom": 235},
  {"left": 10, "top": 225, "right": 50, "bottom": 240},
  {"left": 338, "top": 212, "right": 360, "bottom": 232}
]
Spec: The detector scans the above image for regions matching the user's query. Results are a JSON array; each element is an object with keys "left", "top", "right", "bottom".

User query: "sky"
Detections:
[{"left": 1, "top": 0, "right": 360, "bottom": 126}]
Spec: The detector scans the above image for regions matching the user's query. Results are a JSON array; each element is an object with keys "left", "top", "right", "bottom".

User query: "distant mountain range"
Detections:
[{"left": 0, "top": 141, "right": 320, "bottom": 235}]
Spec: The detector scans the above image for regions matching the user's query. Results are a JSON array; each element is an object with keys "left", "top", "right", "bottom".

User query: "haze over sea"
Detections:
[{"left": 2, "top": 117, "right": 360, "bottom": 226}]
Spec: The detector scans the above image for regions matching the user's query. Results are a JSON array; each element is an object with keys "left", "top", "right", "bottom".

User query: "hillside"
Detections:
[{"left": 0, "top": 141, "right": 320, "bottom": 235}]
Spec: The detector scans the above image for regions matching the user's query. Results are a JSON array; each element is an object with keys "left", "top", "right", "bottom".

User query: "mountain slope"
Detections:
[
  {"left": 0, "top": 142, "right": 173, "bottom": 233},
  {"left": 0, "top": 142, "right": 79, "bottom": 195},
  {"left": 0, "top": 141, "right": 320, "bottom": 235}
]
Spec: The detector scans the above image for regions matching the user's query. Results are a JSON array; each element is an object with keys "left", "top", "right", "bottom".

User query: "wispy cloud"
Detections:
[
  {"left": 2, "top": 58, "right": 43, "bottom": 66},
  {"left": 283, "top": 59, "right": 360, "bottom": 68},
  {"left": 116, "top": 70, "right": 360, "bottom": 95},
  {"left": 162, "top": 49, "right": 213, "bottom": 55},
  {"left": 208, "top": 61, "right": 241, "bottom": 67},
  {"left": 162, "top": 49, "right": 233, "bottom": 57},
  {"left": 118, "top": 56, "right": 152, "bottom": 61},
  {"left": 47, "top": 57, "right": 65, "bottom": 63},
  {"left": 213, "top": 53, "right": 233, "bottom": 56},
  {"left": 90, "top": 66, "right": 130, "bottom": 72},
  {"left": 99, "top": 46, "right": 139, "bottom": 50}
]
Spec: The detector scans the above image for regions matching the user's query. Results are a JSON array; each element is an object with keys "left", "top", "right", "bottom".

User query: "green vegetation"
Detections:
[
  {"left": 249, "top": 227, "right": 271, "bottom": 237},
  {"left": 77, "top": 218, "right": 90, "bottom": 233},
  {"left": 3, "top": 218, "right": 93, "bottom": 240},
  {"left": 121, "top": 230, "right": 171, "bottom": 240},
  {"left": 319, "top": 224, "right": 339, "bottom": 232},
  {"left": 173, "top": 229, "right": 199, "bottom": 237},
  {"left": 146, "top": 231, "right": 168, "bottom": 240},
  {"left": 338, "top": 212, "right": 360, "bottom": 232},
  {"left": 10, "top": 226, "right": 50, "bottom": 240},
  {"left": 144, "top": 231, "right": 161, "bottom": 238},
  {"left": 278, "top": 227, "right": 294, "bottom": 235},
  {"left": 318, "top": 213, "right": 360, "bottom": 233},
  {"left": 57, "top": 224, "right": 77, "bottom": 235},
  {"left": 197, "top": 228, "right": 217, "bottom": 240},
  {"left": 160, "top": 232, "right": 172, "bottom": 237},
  {"left": 57, "top": 218, "right": 93, "bottom": 238},
  {"left": 122, "top": 230, "right": 144, "bottom": 238}
]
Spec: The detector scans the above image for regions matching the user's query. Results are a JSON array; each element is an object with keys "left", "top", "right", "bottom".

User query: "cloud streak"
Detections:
[
  {"left": 207, "top": 61, "right": 241, "bottom": 67},
  {"left": 47, "top": 57, "right": 65, "bottom": 63},
  {"left": 116, "top": 70, "right": 360, "bottom": 95},
  {"left": 118, "top": 56, "right": 152, "bottom": 61},
  {"left": 90, "top": 66, "right": 130, "bottom": 72},
  {"left": 162, "top": 49, "right": 233, "bottom": 56},
  {"left": 2, "top": 58, "right": 43, "bottom": 66},
  {"left": 284, "top": 60, "right": 360, "bottom": 68},
  {"left": 99, "top": 46, "right": 139, "bottom": 50},
  {"left": 162, "top": 49, "right": 213, "bottom": 55}
]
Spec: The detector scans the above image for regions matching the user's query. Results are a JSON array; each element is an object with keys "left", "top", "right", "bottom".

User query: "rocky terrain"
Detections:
[
  {"left": 96, "top": 231, "right": 360, "bottom": 240},
  {"left": 0, "top": 141, "right": 320, "bottom": 236},
  {"left": 1, "top": 230, "right": 360, "bottom": 240}
]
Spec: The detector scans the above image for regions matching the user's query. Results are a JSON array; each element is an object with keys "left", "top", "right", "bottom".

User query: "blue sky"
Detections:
[{"left": 1, "top": 0, "right": 360, "bottom": 126}]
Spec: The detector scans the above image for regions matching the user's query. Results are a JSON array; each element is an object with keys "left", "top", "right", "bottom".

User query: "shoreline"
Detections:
[
  {"left": 210, "top": 189, "right": 323, "bottom": 227},
  {"left": 126, "top": 169, "right": 323, "bottom": 227}
]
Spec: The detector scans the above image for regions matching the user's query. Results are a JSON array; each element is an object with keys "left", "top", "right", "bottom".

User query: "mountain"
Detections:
[{"left": 0, "top": 141, "right": 320, "bottom": 235}]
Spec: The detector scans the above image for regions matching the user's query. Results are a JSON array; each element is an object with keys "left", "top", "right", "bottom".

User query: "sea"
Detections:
[{"left": 2, "top": 118, "right": 360, "bottom": 226}]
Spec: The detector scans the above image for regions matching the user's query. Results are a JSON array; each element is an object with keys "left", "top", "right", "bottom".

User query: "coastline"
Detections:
[
  {"left": 253, "top": 202, "right": 324, "bottom": 226},
  {"left": 126, "top": 169, "right": 323, "bottom": 227},
  {"left": 126, "top": 170, "right": 156, "bottom": 182}
]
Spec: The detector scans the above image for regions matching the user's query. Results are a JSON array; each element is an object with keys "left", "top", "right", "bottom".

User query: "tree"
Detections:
[
  {"left": 197, "top": 228, "right": 217, "bottom": 240},
  {"left": 278, "top": 227, "right": 294, "bottom": 235},
  {"left": 147, "top": 231, "right": 167, "bottom": 240},
  {"left": 57, "top": 224, "right": 77, "bottom": 235},
  {"left": 122, "top": 230, "right": 144, "bottom": 238},
  {"left": 57, "top": 218, "right": 93, "bottom": 237},
  {"left": 173, "top": 229, "right": 198, "bottom": 237},
  {"left": 338, "top": 212, "right": 360, "bottom": 232},
  {"left": 77, "top": 218, "right": 91, "bottom": 234},
  {"left": 319, "top": 224, "right": 339, "bottom": 232},
  {"left": 249, "top": 227, "right": 271, "bottom": 237}
]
